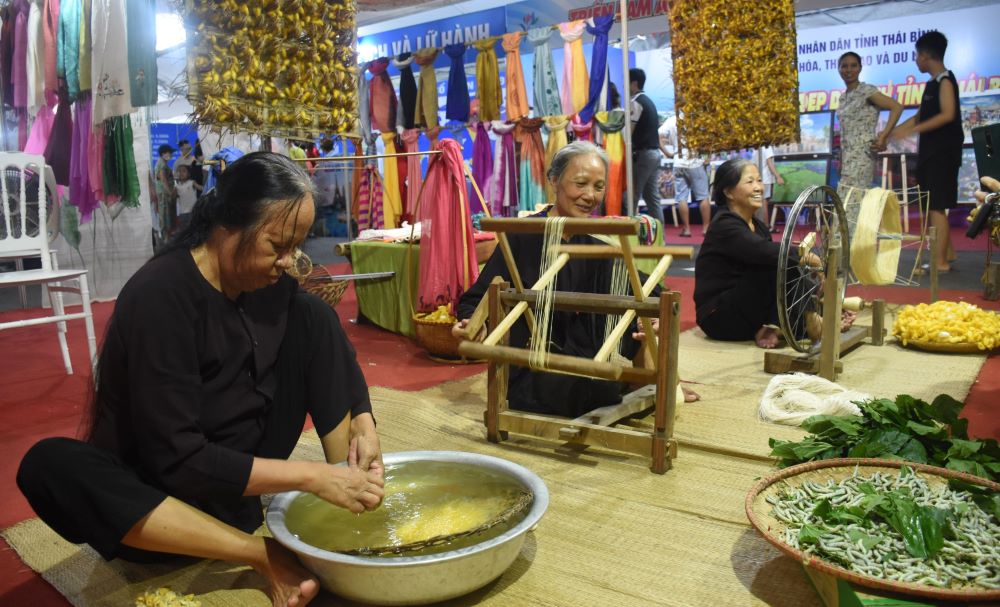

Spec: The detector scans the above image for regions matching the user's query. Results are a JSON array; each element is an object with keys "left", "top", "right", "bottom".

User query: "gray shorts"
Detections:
[{"left": 674, "top": 166, "right": 709, "bottom": 203}]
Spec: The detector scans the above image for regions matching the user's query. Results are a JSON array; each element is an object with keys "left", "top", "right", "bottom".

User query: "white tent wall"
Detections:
[{"left": 51, "top": 111, "right": 155, "bottom": 303}]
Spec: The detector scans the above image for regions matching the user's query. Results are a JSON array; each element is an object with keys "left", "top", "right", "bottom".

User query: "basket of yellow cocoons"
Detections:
[
  {"left": 893, "top": 300, "right": 1000, "bottom": 353},
  {"left": 413, "top": 305, "right": 465, "bottom": 360}
]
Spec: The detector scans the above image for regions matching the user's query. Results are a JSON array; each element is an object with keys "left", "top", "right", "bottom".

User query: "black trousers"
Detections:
[
  {"left": 698, "top": 267, "right": 814, "bottom": 341},
  {"left": 17, "top": 293, "right": 356, "bottom": 562}
]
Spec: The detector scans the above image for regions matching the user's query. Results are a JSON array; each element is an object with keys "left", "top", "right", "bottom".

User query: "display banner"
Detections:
[
  {"left": 358, "top": 7, "right": 507, "bottom": 72},
  {"left": 795, "top": 4, "right": 1000, "bottom": 112},
  {"left": 505, "top": 0, "right": 669, "bottom": 32}
]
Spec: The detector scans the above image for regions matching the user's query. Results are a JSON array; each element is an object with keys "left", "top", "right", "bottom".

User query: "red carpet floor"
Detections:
[{"left": 0, "top": 266, "right": 997, "bottom": 605}]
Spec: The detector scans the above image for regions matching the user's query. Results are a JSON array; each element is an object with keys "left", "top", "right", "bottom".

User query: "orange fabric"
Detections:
[{"left": 501, "top": 32, "right": 528, "bottom": 121}]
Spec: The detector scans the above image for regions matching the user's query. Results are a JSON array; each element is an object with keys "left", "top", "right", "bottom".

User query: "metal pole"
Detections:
[{"left": 620, "top": 0, "right": 634, "bottom": 217}]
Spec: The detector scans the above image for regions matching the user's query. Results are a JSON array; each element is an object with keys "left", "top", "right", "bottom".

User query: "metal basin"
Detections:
[{"left": 266, "top": 451, "right": 549, "bottom": 605}]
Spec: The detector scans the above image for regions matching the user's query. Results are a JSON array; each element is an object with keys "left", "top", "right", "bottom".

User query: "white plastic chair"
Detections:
[{"left": 0, "top": 153, "right": 96, "bottom": 375}]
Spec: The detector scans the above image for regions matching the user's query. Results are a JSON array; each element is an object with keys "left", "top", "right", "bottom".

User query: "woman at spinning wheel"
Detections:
[
  {"left": 453, "top": 141, "right": 698, "bottom": 418},
  {"left": 695, "top": 159, "right": 824, "bottom": 349},
  {"left": 17, "top": 153, "right": 384, "bottom": 607}
]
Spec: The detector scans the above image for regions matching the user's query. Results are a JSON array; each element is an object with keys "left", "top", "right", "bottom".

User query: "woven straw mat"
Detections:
[{"left": 2, "top": 320, "right": 987, "bottom": 606}]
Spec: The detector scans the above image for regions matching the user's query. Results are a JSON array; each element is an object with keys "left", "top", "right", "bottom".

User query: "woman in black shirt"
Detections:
[
  {"left": 17, "top": 153, "right": 384, "bottom": 607},
  {"left": 453, "top": 142, "right": 697, "bottom": 416},
  {"left": 694, "top": 159, "right": 822, "bottom": 348}
]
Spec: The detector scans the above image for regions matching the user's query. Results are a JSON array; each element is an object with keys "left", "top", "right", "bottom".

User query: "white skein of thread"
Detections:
[{"left": 758, "top": 373, "right": 870, "bottom": 426}]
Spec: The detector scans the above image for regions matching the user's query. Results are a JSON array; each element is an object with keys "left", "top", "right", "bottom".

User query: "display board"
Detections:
[
  {"left": 771, "top": 159, "right": 829, "bottom": 203},
  {"left": 961, "top": 92, "right": 1000, "bottom": 145},
  {"left": 959, "top": 147, "right": 980, "bottom": 203},
  {"left": 773, "top": 112, "right": 833, "bottom": 156}
]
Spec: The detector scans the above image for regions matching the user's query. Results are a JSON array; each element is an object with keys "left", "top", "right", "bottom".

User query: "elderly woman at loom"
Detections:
[
  {"left": 694, "top": 158, "right": 826, "bottom": 349},
  {"left": 453, "top": 141, "right": 698, "bottom": 417},
  {"left": 17, "top": 153, "right": 384, "bottom": 607}
]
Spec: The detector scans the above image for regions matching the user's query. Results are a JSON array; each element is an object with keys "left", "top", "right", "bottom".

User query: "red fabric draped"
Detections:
[
  {"left": 367, "top": 58, "right": 397, "bottom": 133},
  {"left": 416, "top": 138, "right": 479, "bottom": 313}
]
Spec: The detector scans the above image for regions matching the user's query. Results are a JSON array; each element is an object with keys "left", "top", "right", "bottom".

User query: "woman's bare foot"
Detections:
[
  {"left": 681, "top": 385, "right": 700, "bottom": 402},
  {"left": 253, "top": 538, "right": 320, "bottom": 607},
  {"left": 755, "top": 325, "right": 781, "bottom": 349},
  {"left": 840, "top": 310, "right": 857, "bottom": 332}
]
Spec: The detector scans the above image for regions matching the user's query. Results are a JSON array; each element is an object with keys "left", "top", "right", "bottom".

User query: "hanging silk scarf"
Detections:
[
  {"left": 527, "top": 27, "right": 560, "bottom": 119},
  {"left": 558, "top": 20, "right": 587, "bottom": 116},
  {"left": 23, "top": 103, "right": 54, "bottom": 153},
  {"left": 380, "top": 132, "right": 402, "bottom": 229},
  {"left": 44, "top": 91, "right": 71, "bottom": 184},
  {"left": 357, "top": 63, "right": 372, "bottom": 141},
  {"left": 571, "top": 116, "right": 594, "bottom": 142},
  {"left": 42, "top": 0, "right": 56, "bottom": 99},
  {"left": 87, "top": 115, "right": 104, "bottom": 200},
  {"left": 26, "top": 0, "right": 44, "bottom": 113},
  {"left": 1, "top": 6, "right": 14, "bottom": 106},
  {"left": 488, "top": 120, "right": 518, "bottom": 217},
  {"left": 12, "top": 0, "right": 28, "bottom": 109},
  {"left": 91, "top": 0, "right": 131, "bottom": 123},
  {"left": 515, "top": 118, "right": 546, "bottom": 213},
  {"left": 444, "top": 43, "right": 469, "bottom": 123},
  {"left": 349, "top": 138, "right": 363, "bottom": 221},
  {"left": 401, "top": 128, "right": 422, "bottom": 218},
  {"left": 579, "top": 15, "right": 613, "bottom": 124},
  {"left": 417, "top": 138, "right": 479, "bottom": 313},
  {"left": 413, "top": 47, "right": 439, "bottom": 129},
  {"left": 57, "top": 0, "right": 80, "bottom": 100},
  {"left": 102, "top": 115, "right": 140, "bottom": 206},
  {"left": 69, "top": 94, "right": 98, "bottom": 221},
  {"left": 543, "top": 115, "right": 569, "bottom": 202},
  {"left": 470, "top": 121, "right": 493, "bottom": 215},
  {"left": 501, "top": 32, "right": 528, "bottom": 121},
  {"left": 368, "top": 58, "right": 397, "bottom": 134},
  {"left": 78, "top": 0, "right": 90, "bottom": 92},
  {"left": 472, "top": 37, "right": 501, "bottom": 123},
  {"left": 124, "top": 0, "right": 155, "bottom": 106},
  {"left": 595, "top": 110, "right": 626, "bottom": 216},
  {"left": 356, "top": 164, "right": 385, "bottom": 231},
  {"left": 393, "top": 53, "right": 417, "bottom": 130}
]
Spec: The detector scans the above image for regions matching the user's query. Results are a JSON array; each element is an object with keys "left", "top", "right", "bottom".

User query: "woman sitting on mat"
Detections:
[
  {"left": 17, "top": 153, "right": 384, "bottom": 607},
  {"left": 694, "top": 158, "right": 824, "bottom": 349},
  {"left": 452, "top": 141, "right": 698, "bottom": 418}
]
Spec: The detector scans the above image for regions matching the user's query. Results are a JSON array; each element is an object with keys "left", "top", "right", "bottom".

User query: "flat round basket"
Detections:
[
  {"left": 300, "top": 265, "right": 349, "bottom": 308},
  {"left": 745, "top": 458, "right": 1000, "bottom": 602},
  {"left": 898, "top": 338, "right": 992, "bottom": 354},
  {"left": 413, "top": 314, "right": 463, "bottom": 359}
]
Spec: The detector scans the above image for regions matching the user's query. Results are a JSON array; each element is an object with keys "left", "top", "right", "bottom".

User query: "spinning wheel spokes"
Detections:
[{"left": 776, "top": 186, "right": 849, "bottom": 353}]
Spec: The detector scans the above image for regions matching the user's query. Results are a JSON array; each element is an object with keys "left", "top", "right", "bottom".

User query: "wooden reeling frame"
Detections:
[{"left": 458, "top": 217, "right": 692, "bottom": 474}]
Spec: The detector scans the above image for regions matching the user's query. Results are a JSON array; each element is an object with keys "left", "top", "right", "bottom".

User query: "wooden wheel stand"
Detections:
[
  {"left": 457, "top": 217, "right": 693, "bottom": 474},
  {"left": 764, "top": 241, "right": 887, "bottom": 381}
]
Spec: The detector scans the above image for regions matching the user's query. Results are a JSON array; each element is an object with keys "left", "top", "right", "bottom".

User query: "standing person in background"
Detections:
[
  {"left": 658, "top": 116, "right": 712, "bottom": 236},
  {"left": 836, "top": 51, "right": 903, "bottom": 197},
  {"left": 173, "top": 164, "right": 202, "bottom": 232},
  {"left": 750, "top": 145, "right": 784, "bottom": 229},
  {"left": 173, "top": 139, "right": 196, "bottom": 172},
  {"left": 628, "top": 68, "right": 665, "bottom": 235},
  {"left": 191, "top": 139, "right": 206, "bottom": 186},
  {"left": 891, "top": 31, "right": 962, "bottom": 273},
  {"left": 154, "top": 144, "right": 177, "bottom": 246}
]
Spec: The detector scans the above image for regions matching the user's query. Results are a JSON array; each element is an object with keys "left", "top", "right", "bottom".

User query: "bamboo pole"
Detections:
[{"left": 618, "top": 235, "right": 658, "bottom": 363}]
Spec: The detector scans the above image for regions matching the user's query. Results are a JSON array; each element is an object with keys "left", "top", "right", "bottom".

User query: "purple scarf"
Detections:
[
  {"left": 470, "top": 121, "right": 493, "bottom": 215},
  {"left": 12, "top": 0, "right": 30, "bottom": 108},
  {"left": 488, "top": 121, "right": 518, "bottom": 217},
  {"left": 69, "top": 94, "right": 98, "bottom": 221}
]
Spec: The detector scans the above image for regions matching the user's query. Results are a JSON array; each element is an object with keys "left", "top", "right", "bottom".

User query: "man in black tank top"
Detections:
[{"left": 891, "top": 31, "right": 962, "bottom": 273}]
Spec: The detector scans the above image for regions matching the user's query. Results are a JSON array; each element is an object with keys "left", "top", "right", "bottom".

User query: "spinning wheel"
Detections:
[{"left": 775, "top": 185, "right": 849, "bottom": 353}]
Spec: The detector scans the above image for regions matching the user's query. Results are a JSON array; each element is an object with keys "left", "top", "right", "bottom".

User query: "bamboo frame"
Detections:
[{"left": 458, "top": 217, "right": 682, "bottom": 474}]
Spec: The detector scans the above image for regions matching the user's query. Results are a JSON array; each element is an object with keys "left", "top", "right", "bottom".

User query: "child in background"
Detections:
[{"left": 174, "top": 164, "right": 202, "bottom": 231}]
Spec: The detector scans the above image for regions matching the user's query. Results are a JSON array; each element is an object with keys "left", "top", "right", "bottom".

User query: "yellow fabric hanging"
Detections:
[
  {"left": 595, "top": 110, "right": 625, "bottom": 216},
  {"left": 414, "top": 48, "right": 440, "bottom": 129},
  {"left": 381, "top": 132, "right": 403, "bottom": 229},
  {"left": 543, "top": 115, "right": 569, "bottom": 202},
  {"left": 473, "top": 37, "right": 502, "bottom": 123},
  {"left": 558, "top": 21, "right": 588, "bottom": 115},
  {"left": 502, "top": 32, "right": 528, "bottom": 121},
  {"left": 78, "top": 0, "right": 92, "bottom": 92}
]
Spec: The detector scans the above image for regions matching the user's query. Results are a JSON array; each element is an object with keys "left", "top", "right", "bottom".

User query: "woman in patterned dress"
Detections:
[{"left": 836, "top": 52, "right": 903, "bottom": 191}]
